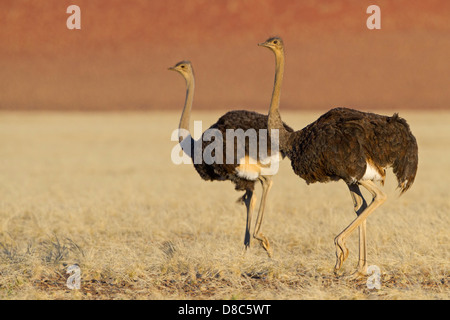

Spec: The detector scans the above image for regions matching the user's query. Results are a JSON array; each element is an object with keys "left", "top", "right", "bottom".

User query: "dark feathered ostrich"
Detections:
[
  {"left": 259, "top": 37, "right": 419, "bottom": 276},
  {"left": 169, "top": 61, "right": 293, "bottom": 257}
]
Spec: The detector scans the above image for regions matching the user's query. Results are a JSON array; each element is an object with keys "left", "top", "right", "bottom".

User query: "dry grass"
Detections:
[{"left": 0, "top": 110, "right": 448, "bottom": 300}]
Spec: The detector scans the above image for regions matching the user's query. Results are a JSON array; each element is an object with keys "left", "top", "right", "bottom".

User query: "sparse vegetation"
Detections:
[{"left": 0, "top": 111, "right": 448, "bottom": 299}]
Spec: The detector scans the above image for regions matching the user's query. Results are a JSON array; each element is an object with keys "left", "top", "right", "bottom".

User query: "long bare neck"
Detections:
[
  {"left": 268, "top": 50, "right": 290, "bottom": 148},
  {"left": 178, "top": 75, "right": 195, "bottom": 142}
]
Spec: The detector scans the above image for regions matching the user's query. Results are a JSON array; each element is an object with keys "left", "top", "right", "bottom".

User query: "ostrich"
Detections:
[
  {"left": 168, "top": 61, "right": 293, "bottom": 257},
  {"left": 258, "top": 37, "right": 418, "bottom": 276}
]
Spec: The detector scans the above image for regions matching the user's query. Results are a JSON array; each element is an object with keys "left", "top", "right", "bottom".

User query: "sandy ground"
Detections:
[{"left": 0, "top": 110, "right": 448, "bottom": 299}]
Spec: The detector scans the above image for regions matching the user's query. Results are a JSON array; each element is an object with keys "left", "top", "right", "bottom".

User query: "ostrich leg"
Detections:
[
  {"left": 348, "top": 183, "right": 369, "bottom": 275},
  {"left": 334, "top": 180, "right": 386, "bottom": 275},
  {"left": 253, "top": 175, "right": 273, "bottom": 257},
  {"left": 243, "top": 190, "right": 256, "bottom": 252}
]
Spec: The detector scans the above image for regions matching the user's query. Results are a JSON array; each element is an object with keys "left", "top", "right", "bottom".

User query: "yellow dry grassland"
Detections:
[{"left": 0, "top": 111, "right": 448, "bottom": 299}]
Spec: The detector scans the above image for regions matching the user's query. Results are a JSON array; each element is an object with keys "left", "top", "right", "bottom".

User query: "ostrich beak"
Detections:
[
  {"left": 258, "top": 42, "right": 272, "bottom": 49},
  {"left": 168, "top": 66, "right": 175, "bottom": 71}
]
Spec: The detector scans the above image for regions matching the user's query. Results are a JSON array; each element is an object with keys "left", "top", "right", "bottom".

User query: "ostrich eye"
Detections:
[
  {"left": 181, "top": 65, "right": 186, "bottom": 68},
  {"left": 273, "top": 40, "right": 278, "bottom": 44}
]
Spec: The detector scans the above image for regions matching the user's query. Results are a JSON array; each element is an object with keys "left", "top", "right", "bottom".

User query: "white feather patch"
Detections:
[
  {"left": 259, "top": 153, "right": 281, "bottom": 176},
  {"left": 362, "top": 162, "right": 383, "bottom": 181},
  {"left": 235, "top": 153, "right": 281, "bottom": 180},
  {"left": 235, "top": 169, "right": 260, "bottom": 181}
]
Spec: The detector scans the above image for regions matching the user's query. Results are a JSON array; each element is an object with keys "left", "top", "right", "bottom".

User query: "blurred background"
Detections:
[{"left": 1, "top": 0, "right": 449, "bottom": 111}]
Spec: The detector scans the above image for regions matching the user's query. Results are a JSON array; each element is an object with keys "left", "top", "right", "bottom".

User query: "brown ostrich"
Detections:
[
  {"left": 169, "top": 61, "right": 293, "bottom": 257},
  {"left": 258, "top": 37, "right": 418, "bottom": 276}
]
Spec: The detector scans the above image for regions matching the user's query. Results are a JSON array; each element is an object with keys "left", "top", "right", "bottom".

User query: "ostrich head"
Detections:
[
  {"left": 258, "top": 37, "right": 284, "bottom": 55},
  {"left": 168, "top": 61, "right": 194, "bottom": 82}
]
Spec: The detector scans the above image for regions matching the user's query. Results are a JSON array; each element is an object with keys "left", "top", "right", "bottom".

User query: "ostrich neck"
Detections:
[
  {"left": 176, "top": 76, "right": 196, "bottom": 160},
  {"left": 268, "top": 51, "right": 289, "bottom": 149},
  {"left": 178, "top": 77, "right": 195, "bottom": 142}
]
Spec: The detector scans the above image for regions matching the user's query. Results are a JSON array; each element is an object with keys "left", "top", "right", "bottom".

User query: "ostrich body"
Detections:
[
  {"left": 259, "top": 37, "right": 418, "bottom": 275},
  {"left": 169, "top": 61, "right": 293, "bottom": 256}
]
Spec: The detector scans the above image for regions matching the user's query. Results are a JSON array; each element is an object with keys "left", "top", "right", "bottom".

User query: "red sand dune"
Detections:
[{"left": 1, "top": 0, "right": 449, "bottom": 111}]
